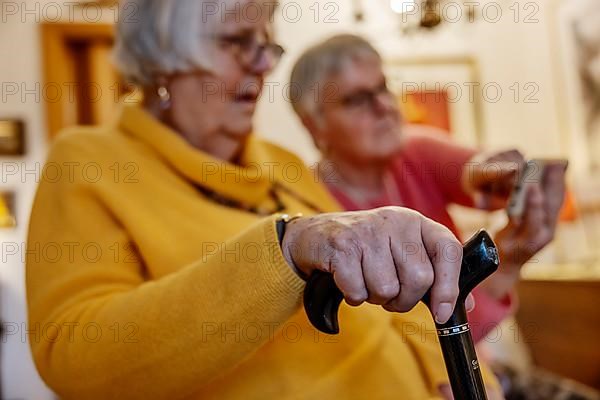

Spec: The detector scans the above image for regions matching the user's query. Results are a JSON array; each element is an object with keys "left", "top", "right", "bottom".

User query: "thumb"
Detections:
[
  {"left": 470, "top": 161, "right": 523, "bottom": 209},
  {"left": 470, "top": 161, "right": 520, "bottom": 190}
]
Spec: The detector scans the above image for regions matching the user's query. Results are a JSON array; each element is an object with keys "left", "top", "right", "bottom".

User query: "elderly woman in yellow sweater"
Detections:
[{"left": 26, "top": 1, "right": 498, "bottom": 399}]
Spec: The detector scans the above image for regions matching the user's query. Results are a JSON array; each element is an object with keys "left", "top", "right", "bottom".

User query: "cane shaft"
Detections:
[{"left": 436, "top": 305, "right": 487, "bottom": 400}]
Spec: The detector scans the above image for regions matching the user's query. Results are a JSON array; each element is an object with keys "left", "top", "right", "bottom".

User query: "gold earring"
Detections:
[{"left": 157, "top": 86, "right": 171, "bottom": 110}]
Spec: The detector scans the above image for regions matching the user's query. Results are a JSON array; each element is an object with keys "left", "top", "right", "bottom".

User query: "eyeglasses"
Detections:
[
  {"left": 338, "top": 82, "right": 396, "bottom": 112},
  {"left": 214, "top": 32, "right": 285, "bottom": 73}
]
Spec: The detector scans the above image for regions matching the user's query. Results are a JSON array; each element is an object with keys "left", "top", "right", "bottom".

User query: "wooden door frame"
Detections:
[{"left": 41, "top": 22, "right": 114, "bottom": 138}]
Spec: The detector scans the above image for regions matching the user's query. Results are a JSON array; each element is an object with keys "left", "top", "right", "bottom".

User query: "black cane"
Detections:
[{"left": 303, "top": 230, "right": 499, "bottom": 400}]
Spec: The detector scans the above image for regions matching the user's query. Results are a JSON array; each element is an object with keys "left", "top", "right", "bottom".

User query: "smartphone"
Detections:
[{"left": 506, "top": 158, "right": 568, "bottom": 218}]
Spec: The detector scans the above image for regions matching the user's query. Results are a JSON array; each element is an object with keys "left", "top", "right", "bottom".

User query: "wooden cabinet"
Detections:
[{"left": 516, "top": 279, "right": 600, "bottom": 390}]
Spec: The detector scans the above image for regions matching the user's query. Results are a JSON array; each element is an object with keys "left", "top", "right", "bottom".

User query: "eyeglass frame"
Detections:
[
  {"left": 204, "top": 30, "right": 285, "bottom": 73},
  {"left": 318, "top": 80, "right": 397, "bottom": 114}
]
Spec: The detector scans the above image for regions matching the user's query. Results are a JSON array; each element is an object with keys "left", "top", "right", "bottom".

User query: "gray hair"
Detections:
[
  {"left": 112, "top": 0, "right": 238, "bottom": 86},
  {"left": 289, "top": 34, "right": 381, "bottom": 120}
]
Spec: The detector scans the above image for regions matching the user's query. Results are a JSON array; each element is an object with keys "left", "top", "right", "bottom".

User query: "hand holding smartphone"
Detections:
[{"left": 506, "top": 158, "right": 569, "bottom": 218}]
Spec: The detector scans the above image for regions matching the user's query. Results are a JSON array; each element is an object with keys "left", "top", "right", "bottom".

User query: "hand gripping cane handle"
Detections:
[{"left": 303, "top": 230, "right": 499, "bottom": 400}]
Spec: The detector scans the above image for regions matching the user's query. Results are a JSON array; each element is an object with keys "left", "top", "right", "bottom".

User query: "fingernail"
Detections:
[{"left": 435, "top": 302, "right": 453, "bottom": 324}]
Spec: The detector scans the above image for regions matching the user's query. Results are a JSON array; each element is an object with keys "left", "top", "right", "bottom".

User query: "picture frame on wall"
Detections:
[
  {"left": 552, "top": 0, "right": 600, "bottom": 176},
  {"left": 545, "top": 0, "right": 600, "bottom": 268},
  {"left": 384, "top": 57, "right": 483, "bottom": 147},
  {"left": 570, "top": 4, "right": 600, "bottom": 173},
  {"left": 0, "top": 119, "right": 25, "bottom": 156}
]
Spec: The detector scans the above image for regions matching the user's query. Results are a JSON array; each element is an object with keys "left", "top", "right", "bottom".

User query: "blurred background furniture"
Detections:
[{"left": 516, "top": 277, "right": 600, "bottom": 390}]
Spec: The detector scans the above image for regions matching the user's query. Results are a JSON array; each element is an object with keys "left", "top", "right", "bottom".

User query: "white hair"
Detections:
[
  {"left": 289, "top": 34, "right": 381, "bottom": 120},
  {"left": 113, "top": 0, "right": 234, "bottom": 86}
]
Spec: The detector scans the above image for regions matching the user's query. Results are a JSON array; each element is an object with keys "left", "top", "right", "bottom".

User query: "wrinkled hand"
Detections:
[
  {"left": 282, "top": 207, "right": 463, "bottom": 324},
  {"left": 481, "top": 162, "right": 567, "bottom": 299},
  {"left": 463, "top": 149, "right": 525, "bottom": 210}
]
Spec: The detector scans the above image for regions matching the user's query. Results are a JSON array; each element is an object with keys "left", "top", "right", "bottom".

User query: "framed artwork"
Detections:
[
  {"left": 0, "top": 119, "right": 25, "bottom": 156},
  {"left": 384, "top": 57, "right": 483, "bottom": 147},
  {"left": 0, "top": 191, "right": 16, "bottom": 228},
  {"left": 543, "top": 0, "right": 600, "bottom": 267},
  {"left": 573, "top": 10, "right": 600, "bottom": 175},
  {"left": 551, "top": 0, "right": 600, "bottom": 175}
]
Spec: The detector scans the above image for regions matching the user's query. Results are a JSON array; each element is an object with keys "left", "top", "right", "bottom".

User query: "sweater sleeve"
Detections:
[{"left": 26, "top": 138, "right": 305, "bottom": 399}]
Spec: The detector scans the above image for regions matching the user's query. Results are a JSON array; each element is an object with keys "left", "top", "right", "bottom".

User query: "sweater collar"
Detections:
[{"left": 117, "top": 104, "right": 273, "bottom": 207}]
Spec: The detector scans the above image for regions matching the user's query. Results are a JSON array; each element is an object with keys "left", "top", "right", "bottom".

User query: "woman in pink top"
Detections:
[
  {"left": 289, "top": 34, "right": 567, "bottom": 344},
  {"left": 326, "top": 130, "right": 518, "bottom": 342}
]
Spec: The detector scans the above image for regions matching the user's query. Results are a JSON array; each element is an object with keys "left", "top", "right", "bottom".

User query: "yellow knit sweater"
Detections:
[{"left": 26, "top": 105, "right": 495, "bottom": 399}]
